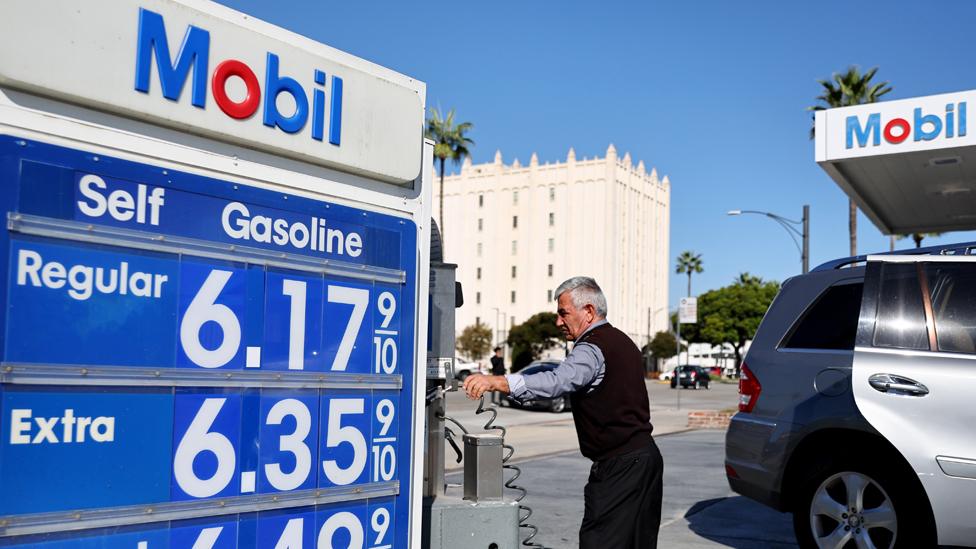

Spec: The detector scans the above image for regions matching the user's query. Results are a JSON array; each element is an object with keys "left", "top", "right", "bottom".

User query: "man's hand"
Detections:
[{"left": 462, "top": 374, "right": 510, "bottom": 400}]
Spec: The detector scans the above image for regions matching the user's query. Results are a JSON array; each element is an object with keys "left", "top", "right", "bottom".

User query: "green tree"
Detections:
[
  {"left": 645, "top": 331, "right": 679, "bottom": 360},
  {"left": 506, "top": 312, "right": 563, "bottom": 372},
  {"left": 424, "top": 108, "right": 474, "bottom": 242},
  {"left": 690, "top": 273, "right": 780, "bottom": 374},
  {"left": 899, "top": 232, "right": 943, "bottom": 248},
  {"left": 809, "top": 66, "right": 892, "bottom": 256},
  {"left": 675, "top": 251, "right": 704, "bottom": 297},
  {"left": 456, "top": 321, "right": 493, "bottom": 361}
]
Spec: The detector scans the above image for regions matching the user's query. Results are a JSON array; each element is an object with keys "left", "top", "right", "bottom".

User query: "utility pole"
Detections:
[{"left": 802, "top": 204, "right": 810, "bottom": 274}]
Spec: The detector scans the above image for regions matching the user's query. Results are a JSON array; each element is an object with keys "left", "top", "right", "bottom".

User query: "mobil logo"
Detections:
[
  {"left": 134, "top": 8, "right": 342, "bottom": 145},
  {"left": 846, "top": 102, "right": 967, "bottom": 149}
]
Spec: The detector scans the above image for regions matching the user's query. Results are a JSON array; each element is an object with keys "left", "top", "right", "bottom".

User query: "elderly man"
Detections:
[{"left": 463, "top": 276, "right": 663, "bottom": 549}]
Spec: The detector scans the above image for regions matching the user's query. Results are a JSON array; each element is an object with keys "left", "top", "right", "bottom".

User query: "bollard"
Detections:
[{"left": 463, "top": 433, "right": 503, "bottom": 501}]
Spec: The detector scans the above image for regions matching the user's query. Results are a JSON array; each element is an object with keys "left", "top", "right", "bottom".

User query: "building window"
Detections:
[
  {"left": 512, "top": 215, "right": 518, "bottom": 229},
  {"left": 511, "top": 240, "right": 517, "bottom": 255},
  {"left": 476, "top": 316, "right": 481, "bottom": 326},
  {"left": 513, "top": 190, "right": 519, "bottom": 205},
  {"left": 478, "top": 218, "right": 483, "bottom": 231},
  {"left": 476, "top": 267, "right": 482, "bottom": 280},
  {"left": 511, "top": 266, "right": 517, "bottom": 278},
  {"left": 476, "top": 291, "right": 481, "bottom": 305},
  {"left": 511, "top": 290, "right": 516, "bottom": 304},
  {"left": 548, "top": 212, "right": 554, "bottom": 226},
  {"left": 548, "top": 238, "right": 554, "bottom": 252},
  {"left": 547, "top": 289, "right": 553, "bottom": 302},
  {"left": 549, "top": 187, "right": 555, "bottom": 201},
  {"left": 479, "top": 194, "right": 484, "bottom": 207},
  {"left": 548, "top": 264, "right": 553, "bottom": 277},
  {"left": 477, "top": 243, "right": 483, "bottom": 257}
]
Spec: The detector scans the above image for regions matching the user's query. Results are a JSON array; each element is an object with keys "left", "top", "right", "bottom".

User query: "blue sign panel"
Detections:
[{"left": 0, "top": 136, "right": 417, "bottom": 548}]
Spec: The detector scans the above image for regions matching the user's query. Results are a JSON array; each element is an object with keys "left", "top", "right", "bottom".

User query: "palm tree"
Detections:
[
  {"left": 424, "top": 108, "right": 474, "bottom": 242},
  {"left": 675, "top": 251, "right": 703, "bottom": 297},
  {"left": 899, "top": 232, "right": 943, "bottom": 248},
  {"left": 735, "top": 272, "right": 763, "bottom": 286},
  {"left": 809, "top": 66, "right": 892, "bottom": 257}
]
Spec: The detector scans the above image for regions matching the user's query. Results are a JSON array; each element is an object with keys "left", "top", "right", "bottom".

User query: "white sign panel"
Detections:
[
  {"left": 0, "top": 0, "right": 425, "bottom": 184},
  {"left": 678, "top": 297, "right": 697, "bottom": 324},
  {"left": 815, "top": 89, "right": 976, "bottom": 162}
]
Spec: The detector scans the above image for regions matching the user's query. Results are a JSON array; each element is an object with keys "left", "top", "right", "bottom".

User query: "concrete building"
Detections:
[{"left": 434, "top": 144, "right": 671, "bottom": 353}]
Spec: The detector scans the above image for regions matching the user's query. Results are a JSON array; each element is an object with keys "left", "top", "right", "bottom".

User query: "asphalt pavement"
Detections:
[
  {"left": 447, "top": 429, "right": 799, "bottom": 549},
  {"left": 442, "top": 380, "right": 800, "bottom": 548}
]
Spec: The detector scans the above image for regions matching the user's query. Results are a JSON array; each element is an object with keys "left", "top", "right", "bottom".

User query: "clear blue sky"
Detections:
[{"left": 219, "top": 0, "right": 976, "bottom": 310}]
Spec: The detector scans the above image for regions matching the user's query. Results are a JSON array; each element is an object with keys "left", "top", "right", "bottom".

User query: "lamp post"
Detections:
[{"left": 728, "top": 205, "right": 810, "bottom": 274}]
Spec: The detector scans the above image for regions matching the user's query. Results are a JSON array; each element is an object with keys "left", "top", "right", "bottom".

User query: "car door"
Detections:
[{"left": 853, "top": 255, "right": 976, "bottom": 546}]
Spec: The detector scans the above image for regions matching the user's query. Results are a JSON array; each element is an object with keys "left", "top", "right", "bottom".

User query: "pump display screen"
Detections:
[{"left": 0, "top": 136, "right": 417, "bottom": 547}]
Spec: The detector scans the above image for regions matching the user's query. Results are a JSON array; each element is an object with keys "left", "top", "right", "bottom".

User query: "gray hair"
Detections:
[{"left": 554, "top": 276, "right": 608, "bottom": 318}]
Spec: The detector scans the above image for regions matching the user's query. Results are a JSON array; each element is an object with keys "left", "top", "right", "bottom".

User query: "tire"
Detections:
[
  {"left": 549, "top": 397, "right": 566, "bottom": 413},
  {"left": 792, "top": 453, "right": 935, "bottom": 549},
  {"left": 456, "top": 370, "right": 470, "bottom": 382}
]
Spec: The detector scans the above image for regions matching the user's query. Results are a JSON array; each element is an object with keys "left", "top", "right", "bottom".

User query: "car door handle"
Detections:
[{"left": 868, "top": 373, "right": 929, "bottom": 396}]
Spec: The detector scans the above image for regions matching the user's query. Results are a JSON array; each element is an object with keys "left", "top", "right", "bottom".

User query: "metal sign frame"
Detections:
[{"left": 0, "top": 78, "right": 431, "bottom": 547}]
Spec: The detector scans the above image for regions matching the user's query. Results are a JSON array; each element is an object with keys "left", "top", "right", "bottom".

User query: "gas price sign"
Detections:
[{"left": 0, "top": 136, "right": 420, "bottom": 548}]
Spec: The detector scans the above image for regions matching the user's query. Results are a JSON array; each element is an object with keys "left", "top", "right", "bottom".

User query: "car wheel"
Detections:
[
  {"left": 792, "top": 454, "right": 935, "bottom": 549},
  {"left": 456, "top": 371, "right": 469, "bottom": 382},
  {"left": 549, "top": 397, "right": 566, "bottom": 413}
]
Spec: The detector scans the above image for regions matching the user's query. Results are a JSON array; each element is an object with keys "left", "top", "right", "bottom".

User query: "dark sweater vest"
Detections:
[{"left": 569, "top": 323, "right": 653, "bottom": 461}]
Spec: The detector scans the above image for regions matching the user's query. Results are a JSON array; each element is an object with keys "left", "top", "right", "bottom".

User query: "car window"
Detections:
[
  {"left": 783, "top": 282, "right": 863, "bottom": 350},
  {"left": 873, "top": 263, "right": 929, "bottom": 351},
  {"left": 925, "top": 263, "right": 976, "bottom": 354}
]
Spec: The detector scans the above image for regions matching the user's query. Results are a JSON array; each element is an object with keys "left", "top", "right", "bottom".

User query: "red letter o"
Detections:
[
  {"left": 212, "top": 60, "right": 261, "bottom": 120},
  {"left": 884, "top": 118, "right": 910, "bottom": 144}
]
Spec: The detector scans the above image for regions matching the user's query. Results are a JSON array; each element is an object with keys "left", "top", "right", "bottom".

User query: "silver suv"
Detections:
[{"left": 725, "top": 243, "right": 976, "bottom": 548}]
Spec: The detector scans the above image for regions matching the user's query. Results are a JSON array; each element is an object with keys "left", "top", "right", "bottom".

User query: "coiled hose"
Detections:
[{"left": 475, "top": 396, "right": 547, "bottom": 549}]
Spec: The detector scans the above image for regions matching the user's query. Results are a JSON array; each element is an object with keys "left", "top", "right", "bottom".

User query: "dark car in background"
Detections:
[
  {"left": 670, "top": 365, "right": 711, "bottom": 389},
  {"left": 503, "top": 360, "right": 571, "bottom": 413}
]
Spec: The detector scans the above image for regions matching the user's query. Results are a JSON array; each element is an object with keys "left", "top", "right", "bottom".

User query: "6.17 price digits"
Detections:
[{"left": 177, "top": 263, "right": 401, "bottom": 374}]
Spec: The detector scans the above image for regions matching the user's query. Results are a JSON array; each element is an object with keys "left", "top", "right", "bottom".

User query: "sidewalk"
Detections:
[{"left": 445, "top": 391, "right": 709, "bottom": 472}]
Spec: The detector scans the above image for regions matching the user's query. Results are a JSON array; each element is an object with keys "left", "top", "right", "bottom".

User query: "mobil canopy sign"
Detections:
[
  {"left": 816, "top": 89, "right": 976, "bottom": 162},
  {"left": 0, "top": 0, "right": 425, "bottom": 184}
]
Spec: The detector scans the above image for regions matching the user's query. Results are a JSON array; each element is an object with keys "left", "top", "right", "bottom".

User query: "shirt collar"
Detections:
[{"left": 575, "top": 319, "right": 608, "bottom": 343}]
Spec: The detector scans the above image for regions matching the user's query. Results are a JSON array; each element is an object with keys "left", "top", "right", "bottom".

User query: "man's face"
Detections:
[{"left": 556, "top": 292, "right": 595, "bottom": 340}]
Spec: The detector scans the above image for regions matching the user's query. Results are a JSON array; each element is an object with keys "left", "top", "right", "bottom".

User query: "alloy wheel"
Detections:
[{"left": 808, "top": 471, "right": 897, "bottom": 549}]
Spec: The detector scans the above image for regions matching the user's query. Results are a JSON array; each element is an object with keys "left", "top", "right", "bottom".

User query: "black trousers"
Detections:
[{"left": 580, "top": 439, "right": 664, "bottom": 549}]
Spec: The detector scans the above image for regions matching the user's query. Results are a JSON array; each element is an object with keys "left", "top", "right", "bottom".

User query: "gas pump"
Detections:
[{"left": 421, "top": 222, "right": 521, "bottom": 549}]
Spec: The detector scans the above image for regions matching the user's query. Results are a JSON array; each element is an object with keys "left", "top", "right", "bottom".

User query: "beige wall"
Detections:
[{"left": 434, "top": 144, "right": 670, "bottom": 357}]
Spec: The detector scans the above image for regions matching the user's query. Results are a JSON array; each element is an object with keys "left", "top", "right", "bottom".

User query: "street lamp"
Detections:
[{"left": 728, "top": 205, "right": 810, "bottom": 274}]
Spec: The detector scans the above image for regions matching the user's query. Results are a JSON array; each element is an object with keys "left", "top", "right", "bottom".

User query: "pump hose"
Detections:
[{"left": 476, "top": 396, "right": 548, "bottom": 549}]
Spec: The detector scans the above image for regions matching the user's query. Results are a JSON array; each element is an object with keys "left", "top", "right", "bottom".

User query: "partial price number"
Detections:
[{"left": 268, "top": 504, "right": 395, "bottom": 549}]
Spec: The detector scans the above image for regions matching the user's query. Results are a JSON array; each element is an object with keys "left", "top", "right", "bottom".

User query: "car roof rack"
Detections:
[{"left": 812, "top": 241, "right": 976, "bottom": 272}]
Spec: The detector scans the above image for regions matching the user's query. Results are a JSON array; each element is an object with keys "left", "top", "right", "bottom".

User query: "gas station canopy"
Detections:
[{"left": 815, "top": 89, "right": 976, "bottom": 235}]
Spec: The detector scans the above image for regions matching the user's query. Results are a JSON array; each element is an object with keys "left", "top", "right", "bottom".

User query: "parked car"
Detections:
[
  {"left": 454, "top": 357, "right": 485, "bottom": 381},
  {"left": 658, "top": 369, "right": 674, "bottom": 381},
  {"left": 670, "top": 365, "right": 710, "bottom": 389},
  {"left": 725, "top": 242, "right": 976, "bottom": 548},
  {"left": 502, "top": 360, "right": 571, "bottom": 413}
]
